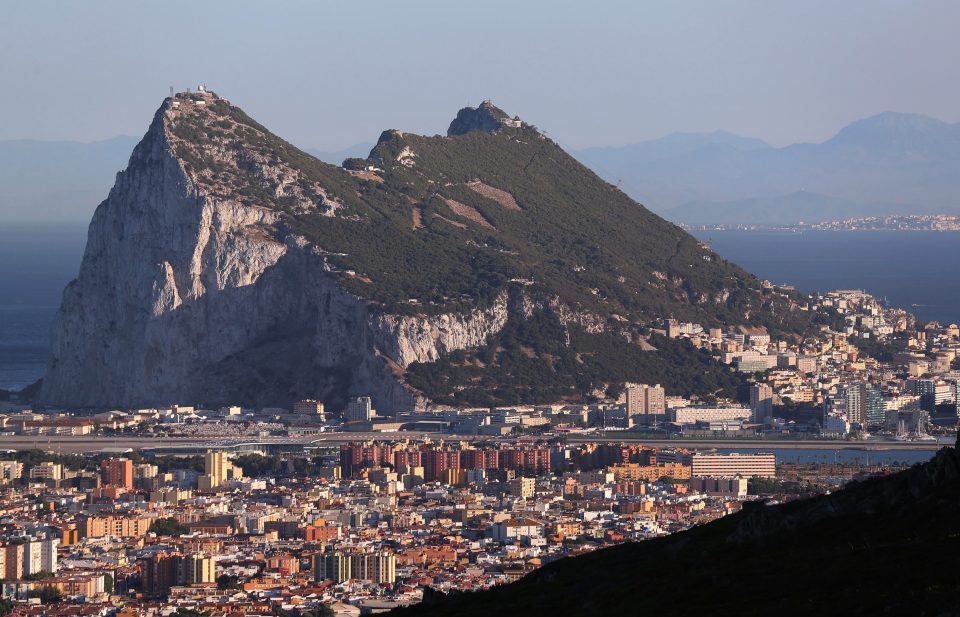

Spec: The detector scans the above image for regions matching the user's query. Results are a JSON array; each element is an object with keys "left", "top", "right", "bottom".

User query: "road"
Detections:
[
  {"left": 0, "top": 432, "right": 950, "bottom": 453},
  {"left": 565, "top": 437, "right": 949, "bottom": 450}
]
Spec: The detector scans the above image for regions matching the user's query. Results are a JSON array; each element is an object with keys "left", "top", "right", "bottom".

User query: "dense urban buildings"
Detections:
[
  {"left": 0, "top": 287, "right": 954, "bottom": 615},
  {"left": 0, "top": 426, "right": 832, "bottom": 614}
]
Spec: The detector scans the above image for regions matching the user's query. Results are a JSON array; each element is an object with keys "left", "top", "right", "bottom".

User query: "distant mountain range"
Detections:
[
  {"left": 573, "top": 112, "right": 960, "bottom": 225},
  {"left": 306, "top": 143, "right": 374, "bottom": 165},
  {"left": 0, "top": 137, "right": 375, "bottom": 224},
  {"left": 0, "top": 136, "right": 138, "bottom": 223},
  {"left": 4, "top": 112, "right": 958, "bottom": 227}
]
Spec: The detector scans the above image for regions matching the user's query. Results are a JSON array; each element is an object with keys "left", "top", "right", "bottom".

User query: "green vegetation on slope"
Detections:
[
  {"left": 174, "top": 96, "right": 811, "bottom": 332},
  {"left": 407, "top": 313, "right": 745, "bottom": 406},
  {"left": 162, "top": 94, "right": 823, "bottom": 403}
]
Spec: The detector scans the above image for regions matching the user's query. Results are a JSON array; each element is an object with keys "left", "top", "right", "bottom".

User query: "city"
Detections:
[
  {"left": 2, "top": 3, "right": 959, "bottom": 615},
  {"left": 0, "top": 283, "right": 955, "bottom": 614},
  {"left": 0, "top": 432, "right": 897, "bottom": 616}
]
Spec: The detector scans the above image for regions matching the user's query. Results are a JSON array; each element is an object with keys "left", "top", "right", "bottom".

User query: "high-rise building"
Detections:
[
  {"left": 4, "top": 544, "right": 24, "bottom": 580},
  {"left": 838, "top": 382, "right": 866, "bottom": 426},
  {"left": 625, "top": 383, "right": 666, "bottom": 421},
  {"left": 198, "top": 451, "right": 243, "bottom": 491},
  {"left": 143, "top": 553, "right": 180, "bottom": 597},
  {"left": 22, "top": 538, "right": 58, "bottom": 575},
  {"left": 0, "top": 461, "right": 23, "bottom": 485},
  {"left": 293, "top": 399, "right": 326, "bottom": 418},
  {"left": 344, "top": 396, "right": 375, "bottom": 422},
  {"left": 81, "top": 515, "right": 152, "bottom": 539},
  {"left": 509, "top": 476, "right": 536, "bottom": 498},
  {"left": 314, "top": 552, "right": 352, "bottom": 584},
  {"left": 22, "top": 541, "right": 42, "bottom": 576},
  {"left": 917, "top": 379, "right": 956, "bottom": 412},
  {"left": 350, "top": 551, "right": 396, "bottom": 585},
  {"left": 39, "top": 538, "right": 59, "bottom": 574},
  {"left": 501, "top": 447, "right": 552, "bottom": 474},
  {"left": 750, "top": 383, "right": 774, "bottom": 423},
  {"left": 424, "top": 449, "right": 461, "bottom": 482},
  {"left": 339, "top": 443, "right": 393, "bottom": 476},
  {"left": 180, "top": 553, "right": 216, "bottom": 585},
  {"left": 865, "top": 384, "right": 886, "bottom": 429},
  {"left": 101, "top": 457, "right": 134, "bottom": 490},
  {"left": 668, "top": 406, "right": 752, "bottom": 425},
  {"left": 796, "top": 356, "right": 818, "bottom": 373},
  {"left": 142, "top": 552, "right": 216, "bottom": 596},
  {"left": 135, "top": 463, "right": 159, "bottom": 481},
  {"left": 29, "top": 461, "right": 63, "bottom": 481},
  {"left": 462, "top": 448, "right": 499, "bottom": 470}
]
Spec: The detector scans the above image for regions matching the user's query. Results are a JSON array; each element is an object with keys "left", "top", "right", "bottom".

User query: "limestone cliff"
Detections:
[
  {"left": 38, "top": 92, "right": 525, "bottom": 412},
  {"left": 39, "top": 91, "right": 812, "bottom": 411}
]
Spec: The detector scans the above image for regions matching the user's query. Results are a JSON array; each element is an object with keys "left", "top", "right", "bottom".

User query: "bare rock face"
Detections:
[
  {"left": 38, "top": 91, "right": 794, "bottom": 413},
  {"left": 447, "top": 100, "right": 519, "bottom": 136},
  {"left": 373, "top": 292, "right": 512, "bottom": 366},
  {"left": 37, "top": 92, "right": 518, "bottom": 414}
]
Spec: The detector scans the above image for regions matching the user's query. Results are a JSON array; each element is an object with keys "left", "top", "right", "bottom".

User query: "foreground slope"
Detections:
[
  {"left": 40, "top": 92, "right": 811, "bottom": 410},
  {"left": 392, "top": 439, "right": 960, "bottom": 616}
]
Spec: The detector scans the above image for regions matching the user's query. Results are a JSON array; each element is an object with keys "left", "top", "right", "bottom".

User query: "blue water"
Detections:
[
  {"left": 1, "top": 226, "right": 958, "bottom": 391},
  {"left": 0, "top": 223, "right": 87, "bottom": 390},
  {"left": 693, "top": 230, "right": 960, "bottom": 326},
  {"left": 717, "top": 447, "right": 942, "bottom": 466}
]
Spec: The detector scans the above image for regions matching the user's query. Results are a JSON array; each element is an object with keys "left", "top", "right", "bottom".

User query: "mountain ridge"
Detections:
[
  {"left": 0, "top": 136, "right": 139, "bottom": 223},
  {"left": 573, "top": 111, "right": 960, "bottom": 224},
  {"left": 38, "top": 90, "right": 810, "bottom": 411},
  {"left": 5, "top": 110, "right": 955, "bottom": 226}
]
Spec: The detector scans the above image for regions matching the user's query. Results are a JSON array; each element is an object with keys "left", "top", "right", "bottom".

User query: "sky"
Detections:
[{"left": 1, "top": 0, "right": 958, "bottom": 150}]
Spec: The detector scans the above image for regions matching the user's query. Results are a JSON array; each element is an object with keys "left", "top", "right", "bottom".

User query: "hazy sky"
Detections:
[{"left": 2, "top": 0, "right": 958, "bottom": 150}]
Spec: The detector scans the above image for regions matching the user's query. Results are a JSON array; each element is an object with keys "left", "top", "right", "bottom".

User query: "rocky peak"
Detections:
[
  {"left": 159, "top": 90, "right": 343, "bottom": 216},
  {"left": 447, "top": 100, "right": 522, "bottom": 136},
  {"left": 39, "top": 90, "right": 810, "bottom": 414}
]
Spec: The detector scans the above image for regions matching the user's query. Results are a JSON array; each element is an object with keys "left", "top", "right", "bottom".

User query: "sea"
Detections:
[
  {"left": 691, "top": 230, "right": 960, "bottom": 326},
  {"left": 716, "top": 447, "right": 942, "bottom": 466},
  {"left": 0, "top": 223, "right": 87, "bottom": 391},
  {"left": 0, "top": 226, "right": 958, "bottom": 392}
]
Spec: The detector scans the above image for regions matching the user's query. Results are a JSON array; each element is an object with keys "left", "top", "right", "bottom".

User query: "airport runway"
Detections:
[{"left": 0, "top": 432, "right": 949, "bottom": 453}]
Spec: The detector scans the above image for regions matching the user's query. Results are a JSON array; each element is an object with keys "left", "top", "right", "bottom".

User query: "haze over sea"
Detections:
[
  {"left": 1, "top": 225, "right": 959, "bottom": 392},
  {"left": 692, "top": 230, "right": 960, "bottom": 326},
  {"left": 0, "top": 223, "right": 86, "bottom": 391}
]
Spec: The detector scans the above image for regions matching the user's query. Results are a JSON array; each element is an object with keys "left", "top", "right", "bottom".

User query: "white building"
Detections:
[
  {"left": 24, "top": 538, "right": 58, "bottom": 575},
  {"left": 491, "top": 518, "right": 543, "bottom": 543},
  {"left": 345, "top": 397, "right": 375, "bottom": 422},
  {"left": 688, "top": 453, "right": 776, "bottom": 478},
  {"left": 669, "top": 406, "right": 752, "bottom": 425},
  {"left": 822, "top": 413, "right": 851, "bottom": 436}
]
